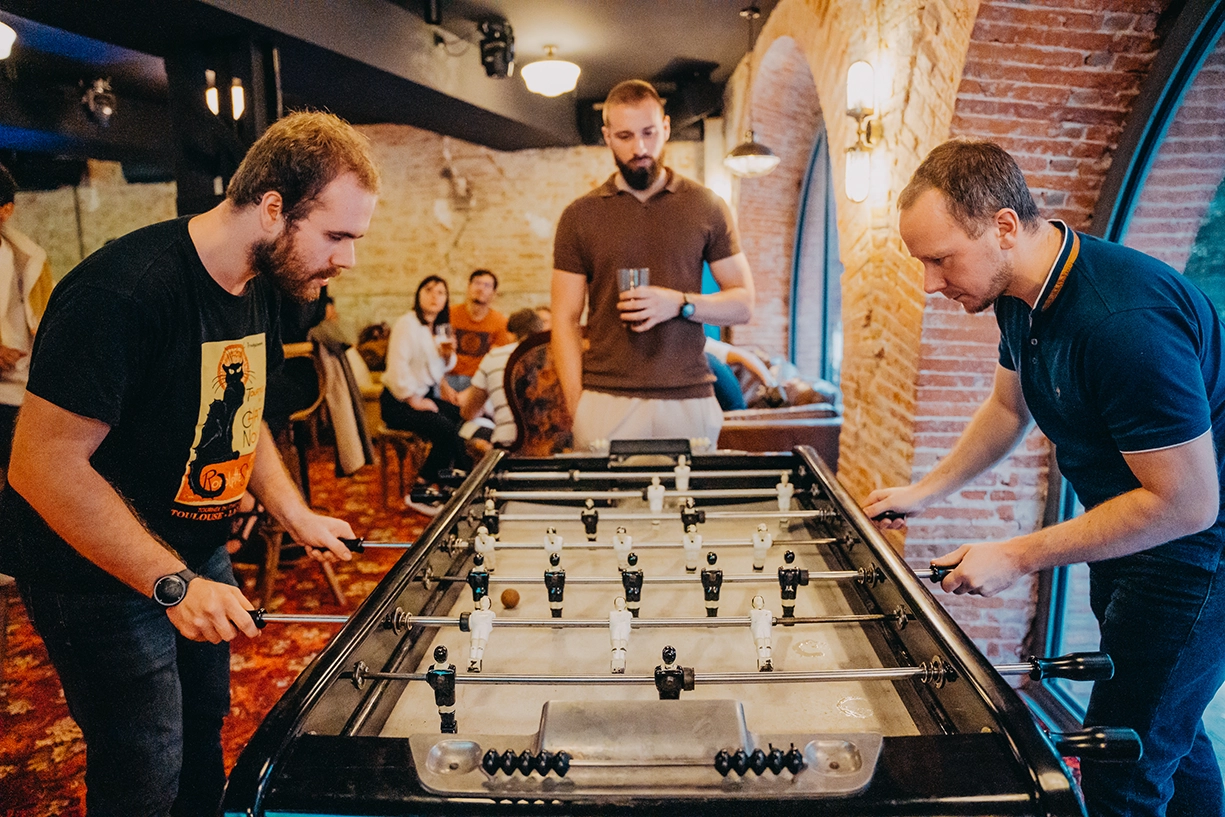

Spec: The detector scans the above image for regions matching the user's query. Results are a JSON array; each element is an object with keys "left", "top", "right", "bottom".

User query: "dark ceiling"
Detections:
[{"left": 0, "top": 0, "right": 778, "bottom": 173}]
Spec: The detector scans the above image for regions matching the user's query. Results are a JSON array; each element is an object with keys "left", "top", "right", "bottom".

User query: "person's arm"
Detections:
[
  {"left": 458, "top": 385, "right": 489, "bottom": 421},
  {"left": 936, "top": 432, "right": 1218, "bottom": 596},
  {"left": 863, "top": 364, "right": 1033, "bottom": 524},
  {"left": 618, "top": 252, "right": 755, "bottom": 332},
  {"left": 724, "top": 345, "right": 776, "bottom": 388},
  {"left": 551, "top": 270, "right": 587, "bottom": 418},
  {"left": 384, "top": 317, "right": 439, "bottom": 412},
  {"left": 7, "top": 394, "right": 260, "bottom": 642},
  {"left": 246, "top": 422, "right": 355, "bottom": 564}
]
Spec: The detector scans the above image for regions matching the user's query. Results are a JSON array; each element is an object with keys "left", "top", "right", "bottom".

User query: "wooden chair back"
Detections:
[{"left": 504, "top": 331, "right": 573, "bottom": 456}]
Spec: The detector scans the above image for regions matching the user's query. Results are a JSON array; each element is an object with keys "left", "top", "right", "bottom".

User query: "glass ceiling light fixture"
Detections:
[
  {"left": 845, "top": 59, "right": 883, "bottom": 203},
  {"left": 724, "top": 6, "right": 779, "bottom": 179},
  {"left": 521, "top": 46, "right": 581, "bottom": 97},
  {"left": 0, "top": 21, "right": 16, "bottom": 60}
]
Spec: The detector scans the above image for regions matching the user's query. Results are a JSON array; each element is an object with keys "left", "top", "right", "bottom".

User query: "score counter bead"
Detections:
[{"left": 500, "top": 588, "right": 520, "bottom": 609}]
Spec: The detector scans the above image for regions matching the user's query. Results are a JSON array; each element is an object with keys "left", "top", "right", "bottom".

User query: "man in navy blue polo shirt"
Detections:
[{"left": 864, "top": 139, "right": 1225, "bottom": 817}]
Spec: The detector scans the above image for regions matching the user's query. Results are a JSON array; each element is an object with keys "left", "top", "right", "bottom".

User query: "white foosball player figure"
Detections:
[
  {"left": 751, "top": 523, "right": 773, "bottom": 572},
  {"left": 674, "top": 455, "right": 691, "bottom": 493},
  {"left": 776, "top": 473, "right": 795, "bottom": 527},
  {"left": 544, "top": 526, "right": 564, "bottom": 561},
  {"left": 750, "top": 595, "right": 774, "bottom": 671},
  {"left": 474, "top": 525, "right": 497, "bottom": 573},
  {"left": 612, "top": 526, "right": 633, "bottom": 571},
  {"left": 682, "top": 524, "right": 703, "bottom": 573},
  {"left": 647, "top": 475, "right": 665, "bottom": 525},
  {"left": 468, "top": 595, "right": 496, "bottom": 673},
  {"left": 609, "top": 596, "right": 633, "bottom": 674}
]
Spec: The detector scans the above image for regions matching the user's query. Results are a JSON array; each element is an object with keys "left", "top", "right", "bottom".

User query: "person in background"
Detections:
[
  {"left": 381, "top": 275, "right": 471, "bottom": 515},
  {"left": 704, "top": 336, "right": 779, "bottom": 412},
  {"left": 447, "top": 268, "right": 512, "bottom": 391},
  {"left": 551, "top": 80, "right": 754, "bottom": 450},
  {"left": 459, "top": 307, "right": 544, "bottom": 449},
  {"left": 865, "top": 139, "right": 1225, "bottom": 817},
  {"left": 0, "top": 161, "right": 53, "bottom": 490},
  {"left": 534, "top": 305, "right": 552, "bottom": 332},
  {"left": 0, "top": 111, "right": 374, "bottom": 816}
]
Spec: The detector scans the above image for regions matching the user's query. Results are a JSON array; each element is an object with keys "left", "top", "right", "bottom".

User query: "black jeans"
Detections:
[
  {"left": 1081, "top": 551, "right": 1225, "bottom": 817},
  {"left": 380, "top": 388, "right": 471, "bottom": 484},
  {"left": 18, "top": 547, "right": 235, "bottom": 817}
]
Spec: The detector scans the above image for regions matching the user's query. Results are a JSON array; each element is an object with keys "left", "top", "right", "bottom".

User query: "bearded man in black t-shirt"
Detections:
[{"left": 0, "top": 111, "right": 380, "bottom": 816}]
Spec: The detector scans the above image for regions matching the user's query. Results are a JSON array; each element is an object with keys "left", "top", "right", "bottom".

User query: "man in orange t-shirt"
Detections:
[{"left": 447, "top": 269, "right": 513, "bottom": 390}]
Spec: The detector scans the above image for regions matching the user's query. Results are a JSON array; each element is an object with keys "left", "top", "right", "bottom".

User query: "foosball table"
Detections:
[{"left": 222, "top": 443, "right": 1138, "bottom": 817}]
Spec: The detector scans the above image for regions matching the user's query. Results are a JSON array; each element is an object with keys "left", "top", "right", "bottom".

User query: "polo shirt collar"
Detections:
[
  {"left": 599, "top": 168, "right": 679, "bottom": 198},
  {"left": 1032, "top": 220, "right": 1078, "bottom": 315}
]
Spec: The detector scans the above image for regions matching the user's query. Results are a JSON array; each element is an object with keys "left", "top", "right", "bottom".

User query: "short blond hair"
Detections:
[
  {"left": 602, "top": 80, "right": 665, "bottom": 126},
  {"left": 227, "top": 111, "right": 379, "bottom": 223}
]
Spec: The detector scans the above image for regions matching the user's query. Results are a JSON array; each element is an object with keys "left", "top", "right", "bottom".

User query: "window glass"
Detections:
[{"left": 790, "top": 128, "right": 843, "bottom": 385}]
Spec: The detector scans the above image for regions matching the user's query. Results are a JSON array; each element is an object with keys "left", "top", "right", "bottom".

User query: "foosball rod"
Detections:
[
  {"left": 486, "top": 488, "right": 803, "bottom": 501},
  {"left": 431, "top": 571, "right": 863, "bottom": 584},
  {"left": 251, "top": 611, "right": 894, "bottom": 628},
  {"left": 479, "top": 537, "right": 838, "bottom": 549},
  {"left": 496, "top": 510, "right": 833, "bottom": 522},
  {"left": 494, "top": 469, "right": 791, "bottom": 482}
]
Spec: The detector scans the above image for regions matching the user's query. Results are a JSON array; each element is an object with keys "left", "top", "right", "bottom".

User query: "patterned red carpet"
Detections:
[{"left": 0, "top": 448, "right": 426, "bottom": 816}]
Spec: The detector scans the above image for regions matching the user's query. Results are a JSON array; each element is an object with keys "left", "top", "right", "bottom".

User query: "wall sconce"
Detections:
[
  {"left": 521, "top": 46, "right": 580, "bottom": 97},
  {"left": 82, "top": 78, "right": 116, "bottom": 127},
  {"left": 230, "top": 78, "right": 245, "bottom": 120},
  {"left": 0, "top": 21, "right": 16, "bottom": 60},
  {"left": 205, "top": 70, "right": 220, "bottom": 116},
  {"left": 845, "top": 60, "right": 883, "bottom": 203}
]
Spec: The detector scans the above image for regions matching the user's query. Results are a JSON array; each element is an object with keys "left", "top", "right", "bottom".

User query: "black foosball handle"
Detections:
[
  {"left": 307, "top": 537, "right": 365, "bottom": 554},
  {"left": 927, "top": 563, "right": 955, "bottom": 583},
  {"left": 1028, "top": 651, "right": 1114, "bottom": 681},
  {"left": 872, "top": 510, "right": 906, "bottom": 521},
  {"left": 1052, "top": 727, "right": 1143, "bottom": 762},
  {"left": 250, "top": 608, "right": 267, "bottom": 629}
]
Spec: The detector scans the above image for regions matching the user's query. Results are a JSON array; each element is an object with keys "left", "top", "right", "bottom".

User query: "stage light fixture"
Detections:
[
  {"left": 82, "top": 78, "right": 116, "bottom": 127},
  {"left": 479, "top": 19, "right": 514, "bottom": 78}
]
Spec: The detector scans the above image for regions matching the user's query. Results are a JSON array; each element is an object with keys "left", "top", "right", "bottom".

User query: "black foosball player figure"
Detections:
[
  {"left": 581, "top": 498, "right": 599, "bottom": 541},
  {"left": 481, "top": 499, "right": 500, "bottom": 538},
  {"left": 621, "top": 552, "right": 644, "bottom": 617},
  {"left": 700, "top": 551, "right": 723, "bottom": 618},
  {"left": 680, "top": 496, "right": 705, "bottom": 531},
  {"left": 467, "top": 553, "right": 490, "bottom": 604},
  {"left": 654, "top": 645, "right": 694, "bottom": 700},
  {"left": 777, "top": 550, "right": 810, "bottom": 621},
  {"left": 426, "top": 645, "right": 458, "bottom": 733},
  {"left": 543, "top": 552, "right": 566, "bottom": 618}
]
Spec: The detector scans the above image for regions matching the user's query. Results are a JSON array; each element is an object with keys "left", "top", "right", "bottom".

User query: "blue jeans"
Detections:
[
  {"left": 19, "top": 547, "right": 235, "bottom": 817},
  {"left": 1081, "top": 551, "right": 1225, "bottom": 817}
]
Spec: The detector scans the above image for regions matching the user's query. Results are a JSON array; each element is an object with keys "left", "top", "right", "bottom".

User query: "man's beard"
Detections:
[
  {"left": 961, "top": 258, "right": 1013, "bottom": 314},
  {"left": 616, "top": 151, "right": 664, "bottom": 191},
  {"left": 250, "top": 227, "right": 336, "bottom": 304}
]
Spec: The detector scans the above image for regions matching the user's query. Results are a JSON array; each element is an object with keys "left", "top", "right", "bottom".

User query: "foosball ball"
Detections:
[{"left": 222, "top": 442, "right": 1140, "bottom": 816}]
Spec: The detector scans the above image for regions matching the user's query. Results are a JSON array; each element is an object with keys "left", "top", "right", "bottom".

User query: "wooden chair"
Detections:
[
  {"left": 505, "top": 331, "right": 573, "bottom": 456},
  {"left": 0, "top": 573, "right": 13, "bottom": 684},
  {"left": 345, "top": 349, "right": 431, "bottom": 508},
  {"left": 281, "top": 341, "right": 327, "bottom": 506}
]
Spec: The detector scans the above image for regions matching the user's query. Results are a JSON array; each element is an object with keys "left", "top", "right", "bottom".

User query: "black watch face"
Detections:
[{"left": 153, "top": 574, "right": 189, "bottom": 607}]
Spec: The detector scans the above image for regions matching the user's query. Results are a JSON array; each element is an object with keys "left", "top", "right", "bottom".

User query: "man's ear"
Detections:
[
  {"left": 0, "top": 201, "right": 14, "bottom": 226},
  {"left": 256, "top": 191, "right": 284, "bottom": 233},
  {"left": 661, "top": 115, "right": 671, "bottom": 142},
  {"left": 995, "top": 208, "right": 1022, "bottom": 250}
]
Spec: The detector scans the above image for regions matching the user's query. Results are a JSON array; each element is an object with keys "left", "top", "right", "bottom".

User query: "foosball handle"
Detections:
[
  {"left": 1052, "top": 727, "right": 1143, "bottom": 762},
  {"left": 250, "top": 608, "right": 267, "bottom": 629},
  {"left": 1028, "top": 651, "right": 1114, "bottom": 681},
  {"left": 872, "top": 510, "right": 906, "bottom": 521},
  {"left": 927, "top": 563, "right": 955, "bottom": 583},
  {"left": 308, "top": 537, "right": 365, "bottom": 554},
  {"left": 436, "top": 468, "right": 468, "bottom": 487}
]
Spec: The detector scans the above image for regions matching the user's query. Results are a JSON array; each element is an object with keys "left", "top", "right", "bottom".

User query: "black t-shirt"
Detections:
[{"left": 0, "top": 216, "right": 283, "bottom": 592}]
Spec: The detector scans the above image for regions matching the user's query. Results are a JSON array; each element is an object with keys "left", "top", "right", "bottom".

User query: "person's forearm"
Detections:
[
  {"left": 913, "top": 394, "right": 1031, "bottom": 507},
  {"left": 685, "top": 286, "right": 753, "bottom": 326},
  {"left": 551, "top": 321, "right": 584, "bottom": 416},
  {"left": 247, "top": 424, "right": 313, "bottom": 534},
  {"left": 9, "top": 446, "right": 185, "bottom": 596}
]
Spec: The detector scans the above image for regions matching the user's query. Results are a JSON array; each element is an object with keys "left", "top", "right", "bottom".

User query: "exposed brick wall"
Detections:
[
  {"left": 1125, "top": 38, "right": 1225, "bottom": 271},
  {"left": 912, "top": 0, "right": 1172, "bottom": 656},
  {"left": 732, "top": 36, "right": 823, "bottom": 359}
]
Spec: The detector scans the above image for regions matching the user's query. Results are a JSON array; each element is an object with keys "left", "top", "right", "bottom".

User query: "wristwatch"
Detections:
[
  {"left": 152, "top": 568, "right": 198, "bottom": 608},
  {"left": 679, "top": 293, "right": 696, "bottom": 320}
]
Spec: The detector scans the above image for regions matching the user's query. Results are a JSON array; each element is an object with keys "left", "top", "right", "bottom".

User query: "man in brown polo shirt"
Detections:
[{"left": 551, "top": 80, "right": 755, "bottom": 450}]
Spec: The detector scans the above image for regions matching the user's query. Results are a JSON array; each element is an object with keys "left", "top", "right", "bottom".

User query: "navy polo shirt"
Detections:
[{"left": 995, "top": 224, "right": 1225, "bottom": 571}]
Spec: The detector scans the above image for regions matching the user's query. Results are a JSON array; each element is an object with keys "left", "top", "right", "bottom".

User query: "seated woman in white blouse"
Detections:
[{"left": 380, "top": 275, "right": 471, "bottom": 515}]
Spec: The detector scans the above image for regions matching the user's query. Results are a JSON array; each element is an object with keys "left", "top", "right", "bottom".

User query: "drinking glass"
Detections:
[{"left": 617, "top": 267, "right": 650, "bottom": 292}]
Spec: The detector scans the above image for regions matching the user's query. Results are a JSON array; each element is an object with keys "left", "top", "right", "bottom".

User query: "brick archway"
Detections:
[{"left": 732, "top": 36, "right": 824, "bottom": 360}]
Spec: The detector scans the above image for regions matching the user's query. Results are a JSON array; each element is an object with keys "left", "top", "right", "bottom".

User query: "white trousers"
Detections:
[{"left": 571, "top": 390, "right": 722, "bottom": 452}]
